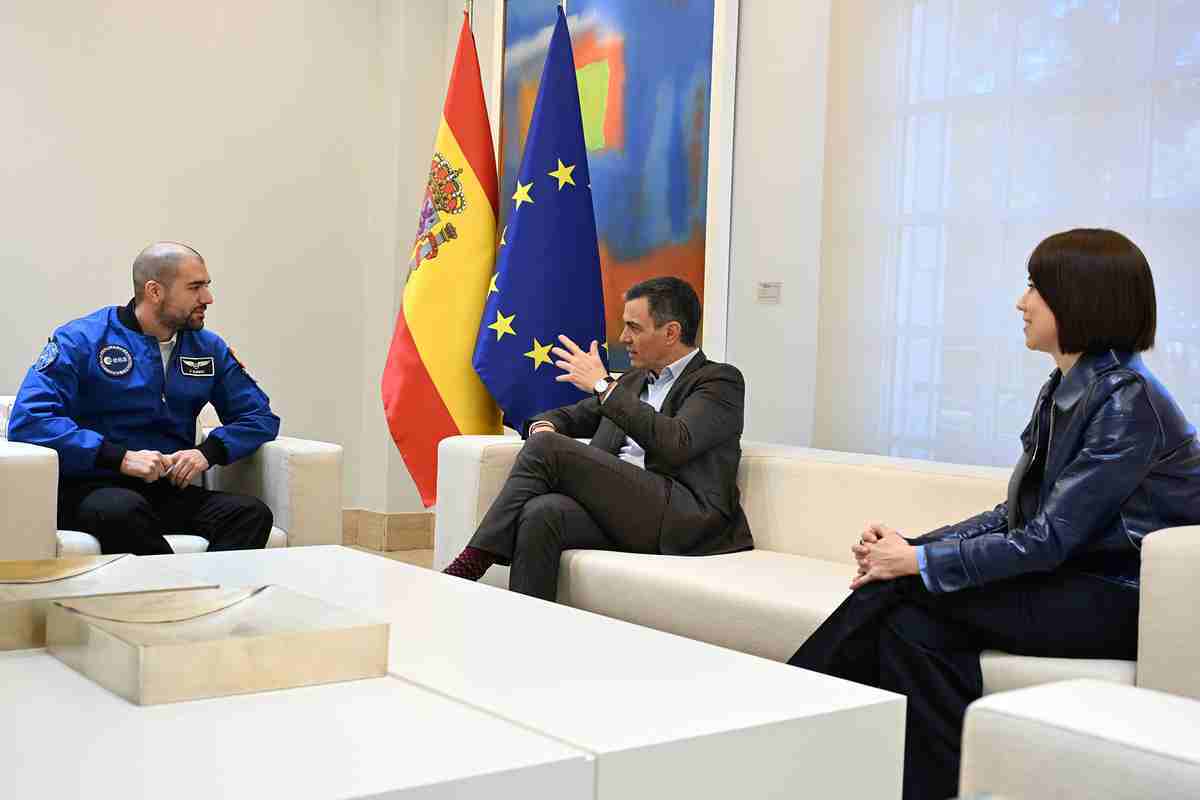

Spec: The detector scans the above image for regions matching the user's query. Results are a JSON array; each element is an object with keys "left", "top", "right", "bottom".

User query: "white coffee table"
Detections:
[
  {"left": 159, "top": 546, "right": 905, "bottom": 799},
  {"left": 0, "top": 648, "right": 591, "bottom": 799}
]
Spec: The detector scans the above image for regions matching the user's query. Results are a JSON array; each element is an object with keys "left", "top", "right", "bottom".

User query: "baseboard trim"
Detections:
[{"left": 343, "top": 510, "right": 433, "bottom": 552}]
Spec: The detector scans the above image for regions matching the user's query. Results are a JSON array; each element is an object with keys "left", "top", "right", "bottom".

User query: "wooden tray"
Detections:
[{"left": 46, "top": 585, "right": 390, "bottom": 705}]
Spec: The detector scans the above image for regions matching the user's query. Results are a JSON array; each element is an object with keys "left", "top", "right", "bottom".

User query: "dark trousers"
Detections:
[
  {"left": 468, "top": 433, "right": 669, "bottom": 600},
  {"left": 788, "top": 572, "right": 1139, "bottom": 800},
  {"left": 58, "top": 476, "right": 273, "bottom": 556}
]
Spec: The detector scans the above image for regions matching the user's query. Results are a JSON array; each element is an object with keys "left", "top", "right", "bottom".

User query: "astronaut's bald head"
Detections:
[{"left": 132, "top": 242, "right": 204, "bottom": 302}]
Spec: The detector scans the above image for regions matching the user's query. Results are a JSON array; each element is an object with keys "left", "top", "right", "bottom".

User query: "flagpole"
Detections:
[{"left": 464, "top": 0, "right": 473, "bottom": 31}]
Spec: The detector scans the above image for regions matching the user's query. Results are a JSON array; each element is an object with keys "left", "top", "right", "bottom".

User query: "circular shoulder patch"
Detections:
[
  {"left": 98, "top": 345, "right": 134, "bottom": 377},
  {"left": 35, "top": 340, "right": 60, "bottom": 372}
]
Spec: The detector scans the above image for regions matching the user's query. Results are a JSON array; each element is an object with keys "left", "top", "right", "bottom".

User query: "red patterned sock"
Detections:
[{"left": 442, "top": 547, "right": 497, "bottom": 581}]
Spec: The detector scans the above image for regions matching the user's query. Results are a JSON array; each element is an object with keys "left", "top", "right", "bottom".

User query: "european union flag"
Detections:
[{"left": 473, "top": 7, "right": 606, "bottom": 434}]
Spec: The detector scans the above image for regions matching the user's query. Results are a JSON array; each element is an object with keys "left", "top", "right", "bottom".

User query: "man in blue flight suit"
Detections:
[{"left": 9, "top": 242, "right": 281, "bottom": 555}]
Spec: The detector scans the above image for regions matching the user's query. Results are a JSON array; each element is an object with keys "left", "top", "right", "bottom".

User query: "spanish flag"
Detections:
[{"left": 382, "top": 12, "right": 502, "bottom": 507}]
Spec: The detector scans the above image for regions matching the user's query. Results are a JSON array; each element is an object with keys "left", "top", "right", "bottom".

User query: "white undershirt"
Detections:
[{"left": 158, "top": 335, "right": 175, "bottom": 375}]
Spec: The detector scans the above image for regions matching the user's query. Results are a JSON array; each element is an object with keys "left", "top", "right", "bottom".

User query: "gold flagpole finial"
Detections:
[{"left": 465, "top": 0, "right": 474, "bottom": 31}]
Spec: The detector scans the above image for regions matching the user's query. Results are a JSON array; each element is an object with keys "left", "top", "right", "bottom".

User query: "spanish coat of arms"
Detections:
[{"left": 409, "top": 152, "right": 466, "bottom": 273}]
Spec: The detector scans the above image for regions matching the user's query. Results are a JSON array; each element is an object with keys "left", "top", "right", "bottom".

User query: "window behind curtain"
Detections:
[{"left": 815, "top": 0, "right": 1200, "bottom": 468}]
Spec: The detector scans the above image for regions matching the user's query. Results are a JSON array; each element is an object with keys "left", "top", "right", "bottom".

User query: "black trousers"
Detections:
[
  {"left": 788, "top": 572, "right": 1139, "bottom": 800},
  {"left": 468, "top": 433, "right": 670, "bottom": 600},
  {"left": 58, "top": 476, "right": 274, "bottom": 556}
]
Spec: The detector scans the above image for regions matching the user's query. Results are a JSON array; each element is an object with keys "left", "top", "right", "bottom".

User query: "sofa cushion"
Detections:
[
  {"left": 557, "top": 549, "right": 852, "bottom": 662},
  {"left": 558, "top": 548, "right": 1136, "bottom": 694},
  {"left": 737, "top": 445, "right": 1010, "bottom": 563},
  {"left": 980, "top": 650, "right": 1135, "bottom": 695},
  {"left": 56, "top": 527, "right": 287, "bottom": 556}
]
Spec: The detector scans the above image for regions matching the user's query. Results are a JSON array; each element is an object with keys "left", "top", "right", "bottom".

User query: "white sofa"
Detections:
[
  {"left": 435, "top": 435, "right": 1199, "bottom": 698},
  {"left": 0, "top": 395, "right": 343, "bottom": 558}
]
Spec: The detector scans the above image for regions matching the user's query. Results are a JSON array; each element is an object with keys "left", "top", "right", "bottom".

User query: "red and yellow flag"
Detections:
[{"left": 382, "top": 13, "right": 501, "bottom": 507}]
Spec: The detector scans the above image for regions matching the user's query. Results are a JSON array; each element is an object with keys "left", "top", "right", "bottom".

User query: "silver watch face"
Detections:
[{"left": 594, "top": 378, "right": 610, "bottom": 393}]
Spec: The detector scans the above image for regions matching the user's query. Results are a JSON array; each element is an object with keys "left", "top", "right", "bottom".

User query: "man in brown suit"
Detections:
[{"left": 443, "top": 277, "right": 752, "bottom": 600}]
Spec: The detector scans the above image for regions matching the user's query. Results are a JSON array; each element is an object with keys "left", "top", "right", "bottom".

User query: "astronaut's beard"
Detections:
[
  {"left": 183, "top": 308, "right": 207, "bottom": 331},
  {"left": 158, "top": 305, "right": 206, "bottom": 333}
]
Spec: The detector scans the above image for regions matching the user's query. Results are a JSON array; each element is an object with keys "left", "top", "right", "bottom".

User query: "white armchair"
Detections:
[
  {"left": 960, "top": 679, "right": 1200, "bottom": 799},
  {"left": 0, "top": 395, "right": 343, "bottom": 557}
]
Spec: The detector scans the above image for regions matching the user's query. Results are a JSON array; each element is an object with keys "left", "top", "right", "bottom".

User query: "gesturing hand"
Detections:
[
  {"left": 850, "top": 523, "right": 917, "bottom": 590},
  {"left": 120, "top": 450, "right": 169, "bottom": 483},
  {"left": 551, "top": 335, "right": 609, "bottom": 393},
  {"left": 163, "top": 449, "right": 210, "bottom": 489}
]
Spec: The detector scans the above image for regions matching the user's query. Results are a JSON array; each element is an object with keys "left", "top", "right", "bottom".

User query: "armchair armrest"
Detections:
[
  {"left": 206, "top": 436, "right": 343, "bottom": 547},
  {"left": 0, "top": 441, "right": 59, "bottom": 560},
  {"left": 1138, "top": 525, "right": 1200, "bottom": 699},
  {"left": 960, "top": 679, "right": 1200, "bottom": 799},
  {"left": 434, "top": 435, "right": 522, "bottom": 578},
  {"left": 1, "top": 394, "right": 15, "bottom": 439}
]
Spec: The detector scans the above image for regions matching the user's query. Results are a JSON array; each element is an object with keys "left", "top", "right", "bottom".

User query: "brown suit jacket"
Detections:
[{"left": 529, "top": 350, "right": 753, "bottom": 556}]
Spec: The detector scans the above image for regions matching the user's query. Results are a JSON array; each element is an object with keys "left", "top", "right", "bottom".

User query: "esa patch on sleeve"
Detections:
[
  {"left": 228, "top": 345, "right": 256, "bottom": 381},
  {"left": 34, "top": 340, "right": 59, "bottom": 372}
]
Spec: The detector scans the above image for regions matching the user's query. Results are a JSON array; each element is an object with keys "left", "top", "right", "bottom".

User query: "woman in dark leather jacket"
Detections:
[{"left": 789, "top": 228, "right": 1200, "bottom": 800}]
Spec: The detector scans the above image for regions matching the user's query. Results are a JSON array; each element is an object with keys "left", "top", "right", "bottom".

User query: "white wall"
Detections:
[
  {"left": 0, "top": 0, "right": 451, "bottom": 511},
  {"left": 725, "top": 1, "right": 831, "bottom": 445},
  {"left": 454, "top": 0, "right": 833, "bottom": 448},
  {"left": 811, "top": 0, "right": 907, "bottom": 458}
]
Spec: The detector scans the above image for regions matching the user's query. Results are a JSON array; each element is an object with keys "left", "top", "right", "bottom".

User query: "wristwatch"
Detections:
[{"left": 593, "top": 375, "right": 616, "bottom": 396}]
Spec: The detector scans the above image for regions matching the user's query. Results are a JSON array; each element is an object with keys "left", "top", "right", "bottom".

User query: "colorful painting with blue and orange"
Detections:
[{"left": 500, "top": 0, "right": 716, "bottom": 368}]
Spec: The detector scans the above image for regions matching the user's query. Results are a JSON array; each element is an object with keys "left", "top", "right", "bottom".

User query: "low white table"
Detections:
[
  {"left": 160, "top": 546, "right": 905, "bottom": 799},
  {"left": 0, "top": 649, "right": 591, "bottom": 799}
]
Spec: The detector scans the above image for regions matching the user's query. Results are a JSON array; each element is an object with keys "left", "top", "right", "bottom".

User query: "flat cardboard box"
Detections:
[
  {"left": 46, "top": 584, "right": 390, "bottom": 705},
  {"left": 0, "top": 554, "right": 216, "bottom": 650}
]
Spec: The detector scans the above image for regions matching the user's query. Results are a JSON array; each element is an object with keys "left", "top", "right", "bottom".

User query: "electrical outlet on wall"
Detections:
[{"left": 756, "top": 282, "right": 782, "bottom": 304}]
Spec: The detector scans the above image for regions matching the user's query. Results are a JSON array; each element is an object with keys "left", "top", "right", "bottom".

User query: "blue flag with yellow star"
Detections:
[{"left": 473, "top": 7, "right": 605, "bottom": 434}]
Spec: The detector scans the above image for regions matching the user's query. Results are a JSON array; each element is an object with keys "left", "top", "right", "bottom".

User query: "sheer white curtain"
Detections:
[{"left": 815, "top": 0, "right": 1200, "bottom": 468}]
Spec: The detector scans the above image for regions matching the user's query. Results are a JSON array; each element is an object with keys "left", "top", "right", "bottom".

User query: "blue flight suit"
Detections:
[{"left": 9, "top": 300, "right": 280, "bottom": 554}]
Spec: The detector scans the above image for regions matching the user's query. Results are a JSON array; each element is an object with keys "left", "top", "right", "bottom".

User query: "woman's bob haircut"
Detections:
[{"left": 1027, "top": 228, "right": 1156, "bottom": 354}]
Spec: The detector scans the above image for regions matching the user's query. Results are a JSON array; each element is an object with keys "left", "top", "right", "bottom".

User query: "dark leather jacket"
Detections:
[{"left": 917, "top": 351, "right": 1200, "bottom": 593}]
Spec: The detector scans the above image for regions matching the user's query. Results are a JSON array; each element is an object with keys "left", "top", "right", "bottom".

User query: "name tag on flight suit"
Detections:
[{"left": 180, "top": 357, "right": 215, "bottom": 377}]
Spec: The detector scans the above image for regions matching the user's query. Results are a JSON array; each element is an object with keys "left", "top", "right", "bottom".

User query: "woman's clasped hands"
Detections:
[{"left": 851, "top": 523, "right": 919, "bottom": 590}]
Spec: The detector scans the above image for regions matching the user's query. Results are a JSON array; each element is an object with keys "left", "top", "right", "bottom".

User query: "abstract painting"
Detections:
[{"left": 498, "top": 0, "right": 721, "bottom": 367}]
